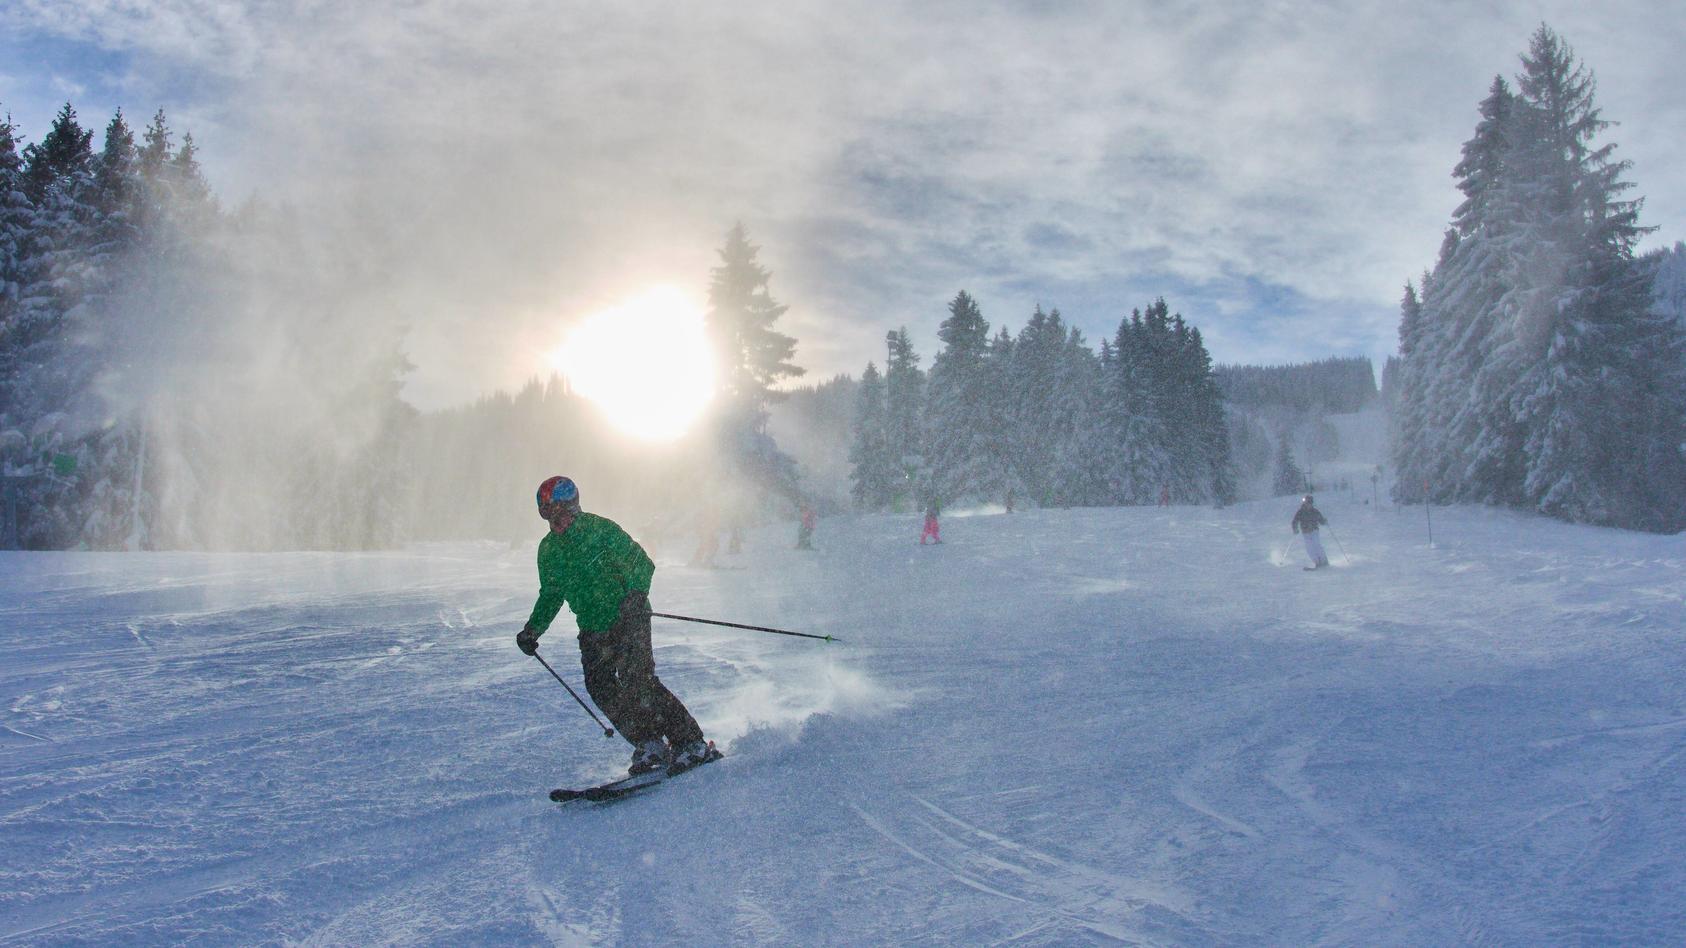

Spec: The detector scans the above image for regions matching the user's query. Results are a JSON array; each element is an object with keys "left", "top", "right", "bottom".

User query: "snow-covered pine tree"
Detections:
[
  {"left": 977, "top": 324, "right": 1017, "bottom": 505},
  {"left": 1434, "top": 76, "right": 1524, "bottom": 506},
  {"left": 1651, "top": 243, "right": 1686, "bottom": 326},
  {"left": 704, "top": 223, "right": 804, "bottom": 516},
  {"left": 706, "top": 222, "right": 802, "bottom": 417},
  {"left": 1629, "top": 245, "right": 1686, "bottom": 527},
  {"left": 9, "top": 104, "right": 103, "bottom": 548},
  {"left": 1159, "top": 308, "right": 1203, "bottom": 500},
  {"left": 1390, "top": 279, "right": 1436, "bottom": 503},
  {"left": 1178, "top": 322, "right": 1236, "bottom": 505},
  {"left": 924, "top": 291, "right": 994, "bottom": 505},
  {"left": 882, "top": 327, "right": 923, "bottom": 509},
  {"left": 848, "top": 361, "right": 896, "bottom": 510},
  {"left": 76, "top": 111, "right": 152, "bottom": 549},
  {"left": 1005, "top": 305, "right": 1065, "bottom": 505},
  {"left": 1501, "top": 27, "right": 1659, "bottom": 528},
  {"left": 1272, "top": 437, "right": 1306, "bottom": 497},
  {"left": 1103, "top": 308, "right": 1172, "bottom": 504},
  {"left": 0, "top": 111, "right": 32, "bottom": 427},
  {"left": 1057, "top": 325, "right": 1112, "bottom": 506}
]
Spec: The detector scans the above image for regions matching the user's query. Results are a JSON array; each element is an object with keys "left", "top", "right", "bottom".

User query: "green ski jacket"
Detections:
[{"left": 525, "top": 512, "right": 655, "bottom": 637}]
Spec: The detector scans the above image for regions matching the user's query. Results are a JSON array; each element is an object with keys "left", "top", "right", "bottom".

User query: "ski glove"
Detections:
[
  {"left": 516, "top": 625, "right": 541, "bottom": 656},
  {"left": 619, "top": 589, "right": 650, "bottom": 622}
]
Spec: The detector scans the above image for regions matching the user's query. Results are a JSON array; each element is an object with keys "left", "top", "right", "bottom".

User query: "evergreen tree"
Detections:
[
  {"left": 977, "top": 325, "right": 1017, "bottom": 504},
  {"left": 168, "top": 133, "right": 211, "bottom": 209},
  {"left": 0, "top": 112, "right": 31, "bottom": 424},
  {"left": 135, "top": 109, "right": 173, "bottom": 228},
  {"left": 1504, "top": 27, "right": 1657, "bottom": 527},
  {"left": 10, "top": 103, "right": 102, "bottom": 547},
  {"left": 1436, "top": 77, "right": 1524, "bottom": 505},
  {"left": 1006, "top": 305, "right": 1068, "bottom": 505},
  {"left": 703, "top": 223, "right": 804, "bottom": 518},
  {"left": 1046, "top": 325, "right": 1107, "bottom": 505},
  {"left": 706, "top": 222, "right": 802, "bottom": 417},
  {"left": 1102, "top": 309, "right": 1170, "bottom": 504},
  {"left": 882, "top": 327, "right": 923, "bottom": 507},
  {"left": 1272, "top": 437, "right": 1306, "bottom": 497},
  {"left": 92, "top": 112, "right": 138, "bottom": 222},
  {"left": 924, "top": 291, "right": 994, "bottom": 505},
  {"left": 1180, "top": 323, "right": 1236, "bottom": 505},
  {"left": 848, "top": 362, "right": 896, "bottom": 509},
  {"left": 1388, "top": 281, "right": 1431, "bottom": 502},
  {"left": 21, "top": 104, "right": 94, "bottom": 203}
]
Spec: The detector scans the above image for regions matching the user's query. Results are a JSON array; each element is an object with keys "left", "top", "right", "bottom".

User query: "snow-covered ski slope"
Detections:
[{"left": 3, "top": 495, "right": 1683, "bottom": 944}]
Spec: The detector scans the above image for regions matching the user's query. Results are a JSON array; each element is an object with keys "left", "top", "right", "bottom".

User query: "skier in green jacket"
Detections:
[{"left": 517, "top": 475, "right": 712, "bottom": 775}]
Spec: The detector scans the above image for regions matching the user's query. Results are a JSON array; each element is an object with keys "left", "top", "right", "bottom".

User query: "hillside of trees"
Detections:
[
  {"left": 1215, "top": 357, "right": 1377, "bottom": 414},
  {"left": 848, "top": 295, "right": 1235, "bottom": 511}
]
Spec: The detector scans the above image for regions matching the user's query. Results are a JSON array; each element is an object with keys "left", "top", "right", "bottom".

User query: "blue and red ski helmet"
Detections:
[{"left": 537, "top": 475, "right": 580, "bottom": 515}]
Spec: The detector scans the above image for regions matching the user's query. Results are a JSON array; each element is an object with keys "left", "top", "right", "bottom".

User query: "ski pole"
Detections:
[
  {"left": 1326, "top": 526, "right": 1352, "bottom": 566},
  {"left": 531, "top": 651, "right": 615, "bottom": 738},
  {"left": 647, "top": 611, "right": 840, "bottom": 643}
]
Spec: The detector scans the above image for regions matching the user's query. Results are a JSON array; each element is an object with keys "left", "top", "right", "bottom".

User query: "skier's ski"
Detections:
[{"left": 550, "top": 745, "right": 723, "bottom": 804}]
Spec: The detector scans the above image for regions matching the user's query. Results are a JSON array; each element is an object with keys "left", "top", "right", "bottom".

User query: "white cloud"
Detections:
[{"left": 7, "top": 0, "right": 1685, "bottom": 404}]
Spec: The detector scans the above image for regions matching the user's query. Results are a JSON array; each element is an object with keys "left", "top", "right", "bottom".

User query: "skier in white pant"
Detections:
[{"left": 1291, "top": 495, "right": 1330, "bottom": 570}]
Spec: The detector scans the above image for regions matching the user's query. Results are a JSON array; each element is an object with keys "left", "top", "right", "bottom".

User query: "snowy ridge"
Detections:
[{"left": 2, "top": 497, "right": 1683, "bottom": 943}]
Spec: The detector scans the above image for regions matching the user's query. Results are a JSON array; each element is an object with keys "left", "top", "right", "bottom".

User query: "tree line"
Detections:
[
  {"left": 1389, "top": 26, "right": 1686, "bottom": 533},
  {"left": 850, "top": 294, "right": 1235, "bottom": 511},
  {"left": 1215, "top": 356, "right": 1377, "bottom": 414}
]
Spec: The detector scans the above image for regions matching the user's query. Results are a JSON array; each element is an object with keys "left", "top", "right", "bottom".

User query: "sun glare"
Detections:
[{"left": 555, "top": 287, "right": 716, "bottom": 441}]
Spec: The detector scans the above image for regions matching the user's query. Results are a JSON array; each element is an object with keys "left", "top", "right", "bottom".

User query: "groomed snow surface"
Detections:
[{"left": 3, "top": 495, "right": 1683, "bottom": 945}]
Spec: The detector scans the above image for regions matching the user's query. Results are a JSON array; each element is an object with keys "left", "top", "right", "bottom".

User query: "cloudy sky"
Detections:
[{"left": 3, "top": 1, "right": 1684, "bottom": 409}]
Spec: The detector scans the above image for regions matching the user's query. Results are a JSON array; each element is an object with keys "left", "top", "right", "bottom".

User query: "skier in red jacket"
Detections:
[{"left": 920, "top": 502, "right": 942, "bottom": 545}]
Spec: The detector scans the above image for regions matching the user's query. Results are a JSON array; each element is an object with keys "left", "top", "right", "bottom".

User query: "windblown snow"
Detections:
[{"left": 2, "top": 497, "right": 1683, "bottom": 944}]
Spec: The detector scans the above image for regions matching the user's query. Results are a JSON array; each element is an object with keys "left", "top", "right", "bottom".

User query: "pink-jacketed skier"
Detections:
[
  {"left": 920, "top": 503, "right": 941, "bottom": 545},
  {"left": 796, "top": 503, "right": 817, "bottom": 550}
]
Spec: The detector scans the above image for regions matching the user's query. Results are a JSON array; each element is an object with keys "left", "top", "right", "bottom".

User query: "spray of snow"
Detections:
[
  {"left": 946, "top": 503, "right": 1008, "bottom": 518},
  {"left": 705, "top": 653, "right": 911, "bottom": 749}
]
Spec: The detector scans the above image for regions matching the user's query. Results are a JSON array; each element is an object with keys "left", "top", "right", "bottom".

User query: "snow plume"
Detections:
[
  {"left": 704, "top": 652, "right": 910, "bottom": 749},
  {"left": 106, "top": 205, "right": 415, "bottom": 550},
  {"left": 946, "top": 503, "right": 1007, "bottom": 518}
]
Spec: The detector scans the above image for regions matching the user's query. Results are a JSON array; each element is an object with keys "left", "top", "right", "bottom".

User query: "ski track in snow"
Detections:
[{"left": 2, "top": 498, "right": 1684, "bottom": 943}]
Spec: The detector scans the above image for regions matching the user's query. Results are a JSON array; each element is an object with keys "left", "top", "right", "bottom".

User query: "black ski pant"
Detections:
[{"left": 578, "top": 610, "right": 704, "bottom": 749}]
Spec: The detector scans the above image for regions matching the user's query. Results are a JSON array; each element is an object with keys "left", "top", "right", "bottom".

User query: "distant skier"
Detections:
[
  {"left": 1159, "top": 486, "right": 1171, "bottom": 507},
  {"left": 920, "top": 502, "right": 942, "bottom": 545},
  {"left": 517, "top": 476, "right": 713, "bottom": 775},
  {"left": 1291, "top": 494, "right": 1331, "bottom": 570},
  {"left": 796, "top": 503, "right": 817, "bottom": 550},
  {"left": 689, "top": 516, "right": 720, "bottom": 567}
]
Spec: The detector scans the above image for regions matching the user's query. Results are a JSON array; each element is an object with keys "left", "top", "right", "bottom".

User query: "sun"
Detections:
[{"left": 554, "top": 287, "right": 717, "bottom": 441}]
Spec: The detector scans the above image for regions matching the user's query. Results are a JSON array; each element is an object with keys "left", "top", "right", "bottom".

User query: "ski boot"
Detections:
[
  {"left": 628, "top": 739, "right": 669, "bottom": 776},
  {"left": 667, "top": 739, "right": 721, "bottom": 776}
]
